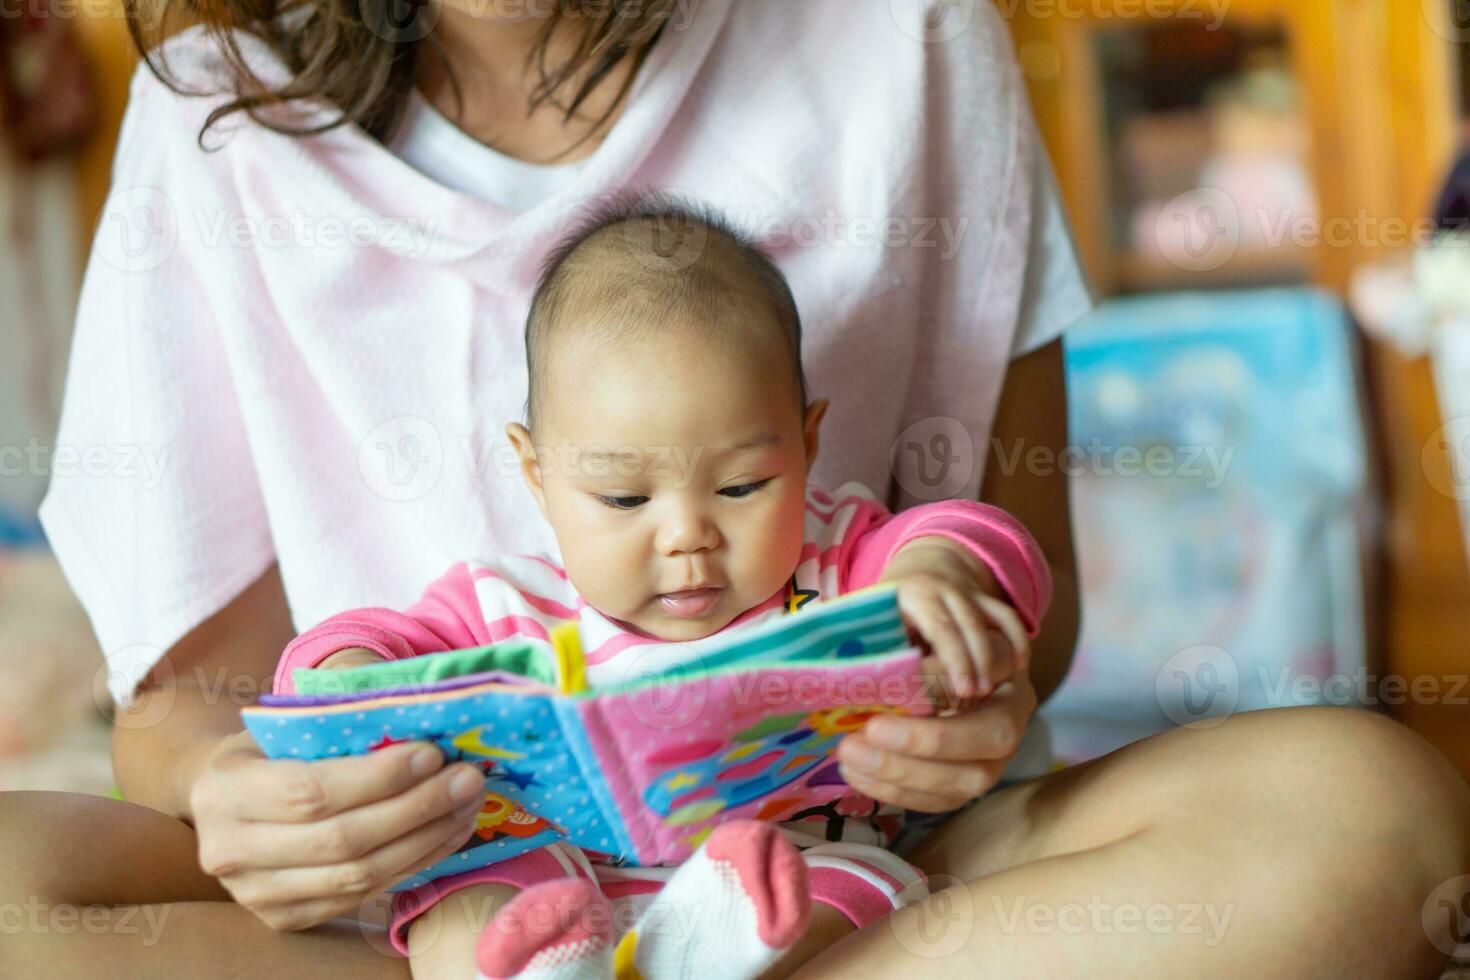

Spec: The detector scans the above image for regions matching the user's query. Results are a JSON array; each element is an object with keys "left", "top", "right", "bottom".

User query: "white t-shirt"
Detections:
[
  {"left": 386, "top": 87, "right": 590, "bottom": 210},
  {"left": 42, "top": 0, "right": 1094, "bottom": 710}
]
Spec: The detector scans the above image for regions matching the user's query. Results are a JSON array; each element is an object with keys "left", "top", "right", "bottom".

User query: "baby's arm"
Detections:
[
  {"left": 314, "top": 647, "right": 389, "bottom": 670},
  {"left": 272, "top": 562, "right": 491, "bottom": 694},
  {"left": 842, "top": 498, "right": 1053, "bottom": 704}
]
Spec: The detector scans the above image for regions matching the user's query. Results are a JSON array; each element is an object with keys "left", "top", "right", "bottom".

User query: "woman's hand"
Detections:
[
  {"left": 836, "top": 669, "right": 1039, "bottom": 812},
  {"left": 189, "top": 731, "right": 487, "bottom": 931},
  {"left": 835, "top": 536, "right": 1038, "bottom": 811}
]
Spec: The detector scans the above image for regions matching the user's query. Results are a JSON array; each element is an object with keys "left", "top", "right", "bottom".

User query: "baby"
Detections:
[{"left": 271, "top": 194, "right": 1052, "bottom": 980}]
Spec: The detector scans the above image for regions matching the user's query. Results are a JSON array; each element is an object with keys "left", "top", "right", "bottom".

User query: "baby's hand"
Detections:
[
  {"left": 316, "top": 647, "right": 389, "bottom": 670},
  {"left": 877, "top": 537, "right": 1030, "bottom": 709}
]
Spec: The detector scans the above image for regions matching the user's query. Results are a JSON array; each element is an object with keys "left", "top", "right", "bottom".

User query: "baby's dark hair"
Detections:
[{"left": 523, "top": 191, "right": 807, "bottom": 432}]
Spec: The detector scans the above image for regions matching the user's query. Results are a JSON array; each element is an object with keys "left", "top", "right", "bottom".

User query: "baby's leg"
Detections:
[
  {"left": 406, "top": 881, "right": 517, "bottom": 980},
  {"left": 620, "top": 821, "right": 812, "bottom": 980},
  {"left": 395, "top": 842, "right": 601, "bottom": 979}
]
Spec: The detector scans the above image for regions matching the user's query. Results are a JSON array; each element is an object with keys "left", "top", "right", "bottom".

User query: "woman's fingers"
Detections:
[
  {"left": 864, "top": 674, "right": 1037, "bottom": 763},
  {"left": 200, "top": 756, "right": 487, "bottom": 875},
  {"left": 201, "top": 737, "right": 456, "bottom": 824},
  {"left": 223, "top": 796, "right": 484, "bottom": 911},
  {"left": 836, "top": 733, "right": 1007, "bottom": 808}
]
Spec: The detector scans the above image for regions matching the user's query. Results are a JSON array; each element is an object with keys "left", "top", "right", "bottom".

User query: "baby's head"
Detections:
[{"left": 506, "top": 194, "right": 828, "bottom": 641}]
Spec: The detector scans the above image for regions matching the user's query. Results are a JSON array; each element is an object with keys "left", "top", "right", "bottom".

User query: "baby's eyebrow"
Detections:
[
  {"left": 717, "top": 432, "right": 782, "bottom": 456},
  {"left": 570, "top": 432, "right": 782, "bottom": 465}
]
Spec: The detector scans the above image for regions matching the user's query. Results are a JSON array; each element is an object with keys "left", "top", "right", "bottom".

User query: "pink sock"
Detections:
[
  {"left": 802, "top": 842, "right": 929, "bottom": 928},
  {"left": 475, "top": 878, "right": 614, "bottom": 980},
  {"left": 618, "top": 820, "right": 810, "bottom": 980}
]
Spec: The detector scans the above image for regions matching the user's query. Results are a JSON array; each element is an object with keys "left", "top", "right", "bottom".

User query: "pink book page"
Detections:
[{"left": 571, "top": 648, "right": 930, "bottom": 864}]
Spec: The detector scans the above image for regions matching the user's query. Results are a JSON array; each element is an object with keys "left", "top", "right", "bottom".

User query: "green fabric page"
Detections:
[{"left": 293, "top": 640, "right": 555, "bottom": 697}]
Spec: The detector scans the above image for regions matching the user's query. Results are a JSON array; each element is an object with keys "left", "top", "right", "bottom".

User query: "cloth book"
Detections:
[{"left": 241, "top": 583, "right": 930, "bottom": 888}]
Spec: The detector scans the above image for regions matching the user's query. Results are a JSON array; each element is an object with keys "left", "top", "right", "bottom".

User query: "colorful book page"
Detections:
[
  {"left": 563, "top": 646, "right": 929, "bottom": 865},
  {"left": 241, "top": 679, "right": 620, "bottom": 888}
]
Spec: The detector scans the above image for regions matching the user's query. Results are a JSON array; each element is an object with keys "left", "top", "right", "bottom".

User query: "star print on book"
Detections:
[
  {"left": 497, "top": 766, "right": 540, "bottom": 790},
  {"left": 785, "top": 577, "right": 819, "bottom": 614}
]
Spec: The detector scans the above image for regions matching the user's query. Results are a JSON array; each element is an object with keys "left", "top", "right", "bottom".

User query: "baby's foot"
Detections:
[
  {"left": 617, "top": 820, "right": 810, "bottom": 980},
  {"left": 475, "top": 878, "right": 614, "bottom": 980}
]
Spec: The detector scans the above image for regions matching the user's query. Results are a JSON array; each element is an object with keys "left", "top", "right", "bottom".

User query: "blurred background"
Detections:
[{"left": 1, "top": 1, "right": 1468, "bottom": 802}]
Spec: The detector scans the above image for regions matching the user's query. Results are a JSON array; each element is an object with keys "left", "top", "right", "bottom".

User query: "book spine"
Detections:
[{"left": 552, "top": 696, "right": 642, "bottom": 864}]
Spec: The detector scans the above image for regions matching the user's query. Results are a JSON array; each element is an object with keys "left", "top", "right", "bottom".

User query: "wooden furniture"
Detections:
[{"left": 1001, "top": 0, "right": 1470, "bottom": 777}]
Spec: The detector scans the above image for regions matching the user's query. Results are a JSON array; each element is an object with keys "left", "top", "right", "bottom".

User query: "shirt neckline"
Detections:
[
  {"left": 298, "top": 0, "right": 735, "bottom": 274},
  {"left": 390, "top": 86, "right": 592, "bottom": 208}
]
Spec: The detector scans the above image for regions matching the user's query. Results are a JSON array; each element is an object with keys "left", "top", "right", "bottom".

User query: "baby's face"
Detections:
[{"left": 508, "top": 328, "right": 824, "bottom": 642}]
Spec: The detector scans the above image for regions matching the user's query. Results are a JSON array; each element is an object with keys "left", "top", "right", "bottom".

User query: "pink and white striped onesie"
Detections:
[{"left": 270, "top": 480, "right": 1052, "bottom": 955}]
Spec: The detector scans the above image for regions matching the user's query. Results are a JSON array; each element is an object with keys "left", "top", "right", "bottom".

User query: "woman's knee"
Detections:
[
  {"left": 0, "top": 789, "right": 227, "bottom": 907},
  {"left": 1243, "top": 707, "right": 1470, "bottom": 881}
]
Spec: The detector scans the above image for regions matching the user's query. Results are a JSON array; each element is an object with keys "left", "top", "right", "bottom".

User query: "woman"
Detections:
[{"left": 3, "top": 1, "right": 1467, "bottom": 976}]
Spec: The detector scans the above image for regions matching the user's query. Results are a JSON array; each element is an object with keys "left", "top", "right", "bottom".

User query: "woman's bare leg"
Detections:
[
  {"left": 0, "top": 790, "right": 412, "bottom": 979},
  {"left": 785, "top": 706, "right": 1470, "bottom": 979}
]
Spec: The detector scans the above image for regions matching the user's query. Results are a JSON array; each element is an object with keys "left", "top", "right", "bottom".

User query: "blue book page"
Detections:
[{"left": 241, "top": 684, "right": 623, "bottom": 884}]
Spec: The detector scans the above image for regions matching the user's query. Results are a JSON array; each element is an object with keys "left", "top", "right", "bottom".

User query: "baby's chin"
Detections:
[{"left": 609, "top": 596, "right": 745, "bottom": 643}]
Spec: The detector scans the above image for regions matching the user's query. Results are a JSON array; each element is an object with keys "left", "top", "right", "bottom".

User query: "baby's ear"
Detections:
[
  {"left": 803, "top": 398, "right": 829, "bottom": 465},
  {"left": 505, "top": 422, "right": 548, "bottom": 510}
]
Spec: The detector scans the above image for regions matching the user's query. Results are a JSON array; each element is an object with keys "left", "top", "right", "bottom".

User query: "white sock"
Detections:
[{"left": 615, "top": 820, "right": 810, "bottom": 980}]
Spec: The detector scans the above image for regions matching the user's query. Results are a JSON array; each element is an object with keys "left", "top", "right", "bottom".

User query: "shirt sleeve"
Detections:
[
  {"left": 272, "top": 562, "right": 489, "bottom": 695},
  {"left": 36, "top": 55, "right": 274, "bottom": 710},
  {"left": 1008, "top": 145, "right": 1097, "bottom": 359},
  {"left": 888, "top": 4, "right": 1096, "bottom": 512},
  {"left": 841, "top": 498, "right": 1054, "bottom": 638}
]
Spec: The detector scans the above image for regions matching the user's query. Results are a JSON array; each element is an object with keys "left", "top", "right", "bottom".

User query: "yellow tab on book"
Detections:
[{"left": 550, "top": 620, "right": 588, "bottom": 694}]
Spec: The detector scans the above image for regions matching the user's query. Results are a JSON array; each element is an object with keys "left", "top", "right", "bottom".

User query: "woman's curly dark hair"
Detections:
[{"left": 124, "top": 0, "right": 675, "bottom": 152}]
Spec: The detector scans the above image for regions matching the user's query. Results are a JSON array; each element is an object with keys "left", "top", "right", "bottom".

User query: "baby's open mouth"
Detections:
[{"left": 657, "top": 587, "right": 723, "bottom": 618}]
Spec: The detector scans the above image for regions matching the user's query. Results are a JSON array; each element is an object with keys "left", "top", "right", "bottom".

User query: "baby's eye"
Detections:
[
  {"left": 596, "top": 494, "right": 649, "bottom": 510},
  {"left": 719, "top": 479, "right": 772, "bottom": 499}
]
